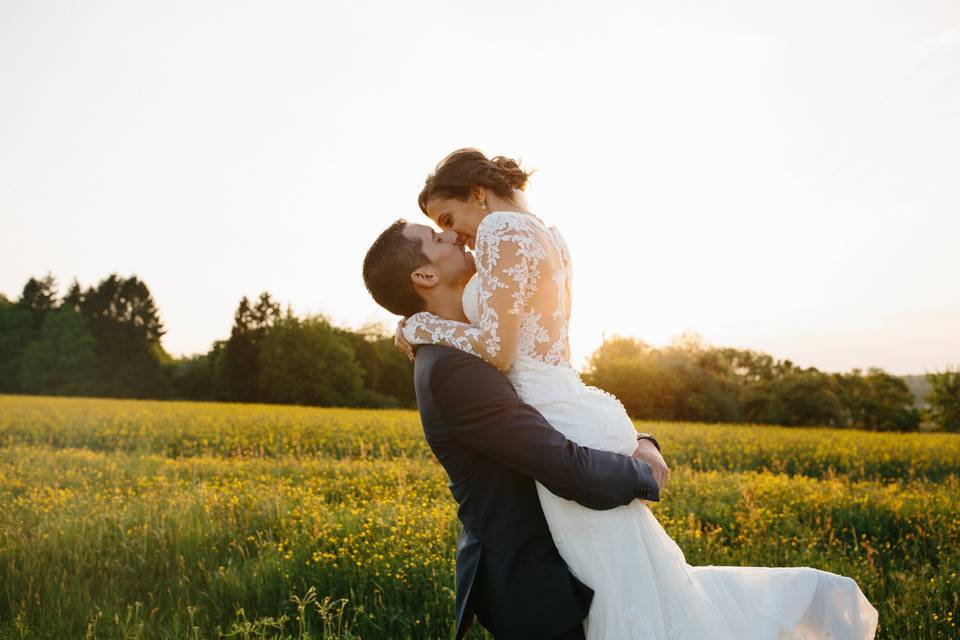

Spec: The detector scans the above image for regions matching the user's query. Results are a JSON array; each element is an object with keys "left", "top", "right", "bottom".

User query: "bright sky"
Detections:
[{"left": 2, "top": 1, "right": 958, "bottom": 376}]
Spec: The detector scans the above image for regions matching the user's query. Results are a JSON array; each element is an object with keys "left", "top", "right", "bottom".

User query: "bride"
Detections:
[{"left": 397, "top": 148, "right": 879, "bottom": 639}]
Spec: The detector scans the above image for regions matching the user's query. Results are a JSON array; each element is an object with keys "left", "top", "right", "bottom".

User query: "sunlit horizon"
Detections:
[{"left": 2, "top": 1, "right": 958, "bottom": 377}]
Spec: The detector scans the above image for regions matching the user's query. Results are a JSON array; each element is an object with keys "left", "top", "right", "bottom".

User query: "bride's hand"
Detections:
[{"left": 394, "top": 318, "right": 416, "bottom": 362}]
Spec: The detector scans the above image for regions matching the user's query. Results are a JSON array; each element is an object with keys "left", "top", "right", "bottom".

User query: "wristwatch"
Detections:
[{"left": 635, "top": 432, "right": 661, "bottom": 452}]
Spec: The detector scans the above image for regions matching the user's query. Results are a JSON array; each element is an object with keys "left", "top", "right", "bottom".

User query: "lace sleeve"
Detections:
[{"left": 402, "top": 212, "right": 546, "bottom": 371}]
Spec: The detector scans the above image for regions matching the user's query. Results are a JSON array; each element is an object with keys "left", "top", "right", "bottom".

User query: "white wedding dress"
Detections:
[{"left": 404, "top": 210, "right": 879, "bottom": 639}]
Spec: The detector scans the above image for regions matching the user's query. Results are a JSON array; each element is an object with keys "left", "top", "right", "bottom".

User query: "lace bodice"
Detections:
[{"left": 403, "top": 210, "right": 574, "bottom": 371}]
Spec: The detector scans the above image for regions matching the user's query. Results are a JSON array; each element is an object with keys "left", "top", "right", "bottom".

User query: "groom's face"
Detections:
[{"left": 403, "top": 223, "right": 476, "bottom": 286}]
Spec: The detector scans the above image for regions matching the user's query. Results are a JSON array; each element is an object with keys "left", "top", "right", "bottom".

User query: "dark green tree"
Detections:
[
  {"left": 716, "top": 348, "right": 778, "bottom": 423},
  {"left": 665, "top": 342, "right": 741, "bottom": 423},
  {"left": 863, "top": 368, "right": 920, "bottom": 431},
  {"left": 19, "top": 272, "right": 59, "bottom": 330},
  {"left": 835, "top": 368, "right": 919, "bottom": 431},
  {"left": 68, "top": 274, "right": 170, "bottom": 398},
  {"left": 207, "top": 339, "right": 231, "bottom": 401},
  {"left": 164, "top": 352, "right": 217, "bottom": 400},
  {"left": 0, "top": 274, "right": 61, "bottom": 392},
  {"left": 763, "top": 367, "right": 843, "bottom": 427},
  {"left": 0, "top": 295, "right": 35, "bottom": 392},
  {"left": 258, "top": 311, "right": 363, "bottom": 406},
  {"left": 222, "top": 292, "right": 280, "bottom": 402},
  {"left": 925, "top": 366, "right": 960, "bottom": 432},
  {"left": 337, "top": 324, "right": 415, "bottom": 407},
  {"left": 18, "top": 307, "right": 97, "bottom": 395},
  {"left": 582, "top": 336, "right": 676, "bottom": 419},
  {"left": 833, "top": 369, "right": 869, "bottom": 428}
]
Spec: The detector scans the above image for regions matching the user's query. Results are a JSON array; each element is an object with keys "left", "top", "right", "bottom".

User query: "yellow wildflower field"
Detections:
[{"left": 0, "top": 395, "right": 956, "bottom": 639}]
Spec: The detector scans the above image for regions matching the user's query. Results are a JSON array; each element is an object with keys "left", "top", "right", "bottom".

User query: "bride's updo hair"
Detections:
[{"left": 418, "top": 148, "right": 533, "bottom": 214}]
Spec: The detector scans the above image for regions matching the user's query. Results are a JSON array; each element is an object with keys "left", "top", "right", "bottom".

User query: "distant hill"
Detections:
[{"left": 901, "top": 375, "right": 932, "bottom": 407}]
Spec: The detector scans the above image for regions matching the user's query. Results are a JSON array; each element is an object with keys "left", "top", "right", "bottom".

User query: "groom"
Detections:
[{"left": 362, "top": 219, "right": 668, "bottom": 640}]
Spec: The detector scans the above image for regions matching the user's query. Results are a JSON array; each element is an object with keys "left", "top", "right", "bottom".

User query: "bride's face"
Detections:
[{"left": 424, "top": 195, "right": 486, "bottom": 251}]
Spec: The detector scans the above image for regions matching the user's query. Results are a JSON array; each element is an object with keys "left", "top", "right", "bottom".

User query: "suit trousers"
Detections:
[
  {"left": 489, "top": 623, "right": 584, "bottom": 640},
  {"left": 550, "top": 623, "right": 586, "bottom": 640}
]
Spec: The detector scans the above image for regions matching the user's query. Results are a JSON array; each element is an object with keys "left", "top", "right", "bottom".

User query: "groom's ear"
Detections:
[{"left": 410, "top": 266, "right": 439, "bottom": 289}]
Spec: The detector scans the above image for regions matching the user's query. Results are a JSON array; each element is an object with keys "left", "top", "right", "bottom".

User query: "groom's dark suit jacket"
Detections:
[{"left": 413, "top": 345, "right": 661, "bottom": 640}]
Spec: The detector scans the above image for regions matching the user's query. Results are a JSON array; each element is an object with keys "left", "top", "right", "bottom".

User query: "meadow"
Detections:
[{"left": 0, "top": 395, "right": 957, "bottom": 639}]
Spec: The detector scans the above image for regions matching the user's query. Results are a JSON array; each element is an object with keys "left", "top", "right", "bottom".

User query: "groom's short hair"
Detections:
[{"left": 362, "top": 219, "right": 429, "bottom": 317}]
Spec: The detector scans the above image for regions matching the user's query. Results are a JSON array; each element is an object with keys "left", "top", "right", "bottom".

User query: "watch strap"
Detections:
[{"left": 635, "top": 432, "right": 661, "bottom": 452}]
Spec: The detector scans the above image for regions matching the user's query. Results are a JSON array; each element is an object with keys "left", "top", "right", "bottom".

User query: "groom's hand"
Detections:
[{"left": 632, "top": 439, "right": 669, "bottom": 497}]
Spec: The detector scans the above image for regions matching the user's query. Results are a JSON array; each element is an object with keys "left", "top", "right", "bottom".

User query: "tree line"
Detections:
[
  {"left": 0, "top": 273, "right": 414, "bottom": 408},
  {"left": 1, "top": 273, "right": 958, "bottom": 432},
  {"left": 582, "top": 334, "right": 959, "bottom": 432}
]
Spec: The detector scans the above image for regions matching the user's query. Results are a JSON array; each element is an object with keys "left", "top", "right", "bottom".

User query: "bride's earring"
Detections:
[{"left": 480, "top": 202, "right": 486, "bottom": 210}]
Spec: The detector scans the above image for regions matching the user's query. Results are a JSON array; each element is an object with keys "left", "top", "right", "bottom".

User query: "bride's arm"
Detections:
[{"left": 402, "top": 213, "right": 545, "bottom": 372}]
